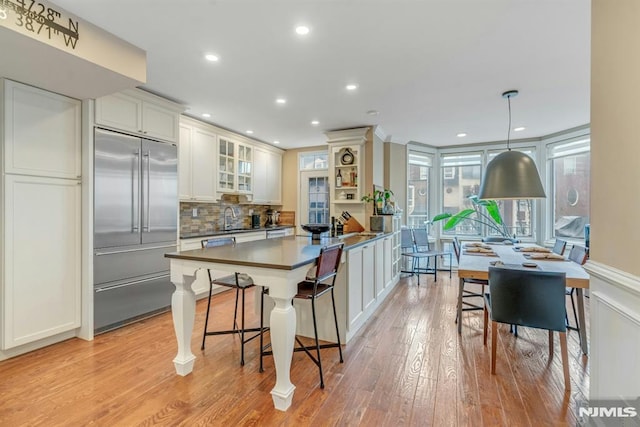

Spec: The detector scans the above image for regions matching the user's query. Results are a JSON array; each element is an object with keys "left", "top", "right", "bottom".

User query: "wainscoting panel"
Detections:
[{"left": 585, "top": 261, "right": 640, "bottom": 400}]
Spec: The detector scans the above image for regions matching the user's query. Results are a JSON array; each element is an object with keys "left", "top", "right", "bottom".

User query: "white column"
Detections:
[{"left": 170, "top": 262, "right": 197, "bottom": 376}]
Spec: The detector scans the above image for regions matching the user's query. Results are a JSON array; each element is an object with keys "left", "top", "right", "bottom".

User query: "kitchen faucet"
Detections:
[{"left": 224, "top": 206, "right": 236, "bottom": 230}]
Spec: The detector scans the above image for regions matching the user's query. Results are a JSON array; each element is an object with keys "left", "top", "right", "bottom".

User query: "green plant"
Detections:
[
  {"left": 431, "top": 195, "right": 511, "bottom": 238},
  {"left": 361, "top": 188, "right": 394, "bottom": 215}
]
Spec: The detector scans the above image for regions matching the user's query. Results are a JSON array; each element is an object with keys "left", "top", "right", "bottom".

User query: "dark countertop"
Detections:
[
  {"left": 180, "top": 225, "right": 295, "bottom": 240},
  {"left": 166, "top": 232, "right": 392, "bottom": 270}
]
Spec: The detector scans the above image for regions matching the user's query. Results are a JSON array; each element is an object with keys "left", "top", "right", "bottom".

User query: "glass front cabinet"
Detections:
[{"left": 218, "top": 137, "right": 252, "bottom": 195}]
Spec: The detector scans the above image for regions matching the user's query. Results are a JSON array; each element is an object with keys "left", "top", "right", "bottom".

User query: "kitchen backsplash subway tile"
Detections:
[{"left": 180, "top": 200, "right": 273, "bottom": 235}]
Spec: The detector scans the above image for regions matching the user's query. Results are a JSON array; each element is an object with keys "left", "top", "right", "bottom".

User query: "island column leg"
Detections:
[
  {"left": 171, "top": 269, "right": 197, "bottom": 376},
  {"left": 268, "top": 293, "right": 296, "bottom": 411}
]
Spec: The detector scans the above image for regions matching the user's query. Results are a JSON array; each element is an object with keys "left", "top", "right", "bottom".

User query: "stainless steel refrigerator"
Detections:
[{"left": 93, "top": 128, "right": 178, "bottom": 333}]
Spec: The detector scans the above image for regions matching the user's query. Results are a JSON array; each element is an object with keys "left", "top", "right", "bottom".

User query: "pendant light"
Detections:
[{"left": 478, "top": 90, "right": 546, "bottom": 200}]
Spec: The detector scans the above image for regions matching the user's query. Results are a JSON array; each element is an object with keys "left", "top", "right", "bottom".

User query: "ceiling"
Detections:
[{"left": 52, "top": 0, "right": 591, "bottom": 149}]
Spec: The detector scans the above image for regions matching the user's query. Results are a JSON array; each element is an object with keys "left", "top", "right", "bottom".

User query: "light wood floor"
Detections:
[{"left": 0, "top": 272, "right": 589, "bottom": 426}]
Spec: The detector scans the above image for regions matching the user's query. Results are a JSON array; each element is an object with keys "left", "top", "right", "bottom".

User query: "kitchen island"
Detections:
[{"left": 165, "top": 232, "right": 399, "bottom": 411}]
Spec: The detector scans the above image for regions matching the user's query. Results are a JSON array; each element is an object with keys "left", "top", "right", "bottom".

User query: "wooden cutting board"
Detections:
[{"left": 279, "top": 211, "right": 295, "bottom": 225}]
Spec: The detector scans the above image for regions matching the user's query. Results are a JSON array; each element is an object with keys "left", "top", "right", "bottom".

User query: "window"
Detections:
[
  {"left": 548, "top": 137, "right": 590, "bottom": 240},
  {"left": 307, "top": 176, "right": 329, "bottom": 224},
  {"left": 486, "top": 148, "right": 537, "bottom": 239},
  {"left": 407, "top": 151, "right": 433, "bottom": 227},
  {"left": 299, "top": 152, "right": 328, "bottom": 170},
  {"left": 441, "top": 153, "right": 482, "bottom": 235}
]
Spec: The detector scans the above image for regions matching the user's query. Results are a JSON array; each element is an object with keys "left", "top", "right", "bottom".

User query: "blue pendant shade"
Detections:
[{"left": 478, "top": 150, "right": 546, "bottom": 199}]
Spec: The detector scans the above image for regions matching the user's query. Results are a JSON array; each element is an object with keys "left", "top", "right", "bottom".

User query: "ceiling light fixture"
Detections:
[
  {"left": 513, "top": 126, "right": 526, "bottom": 132},
  {"left": 276, "top": 98, "right": 286, "bottom": 104},
  {"left": 205, "top": 54, "right": 219, "bottom": 62},
  {"left": 457, "top": 133, "right": 467, "bottom": 138},
  {"left": 273, "top": 140, "right": 280, "bottom": 144},
  {"left": 311, "top": 120, "right": 319, "bottom": 125},
  {"left": 295, "top": 26, "right": 310, "bottom": 35},
  {"left": 478, "top": 90, "right": 546, "bottom": 200},
  {"left": 367, "top": 110, "right": 379, "bottom": 116},
  {"left": 346, "top": 84, "right": 358, "bottom": 91},
  {"left": 246, "top": 130, "right": 254, "bottom": 134},
  {"left": 202, "top": 113, "right": 211, "bottom": 118}
]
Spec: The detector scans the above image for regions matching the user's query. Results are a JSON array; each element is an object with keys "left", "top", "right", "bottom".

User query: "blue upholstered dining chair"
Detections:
[
  {"left": 483, "top": 266, "right": 571, "bottom": 391},
  {"left": 553, "top": 238, "right": 567, "bottom": 256},
  {"left": 565, "top": 244, "right": 588, "bottom": 331},
  {"left": 411, "top": 227, "right": 452, "bottom": 280}
]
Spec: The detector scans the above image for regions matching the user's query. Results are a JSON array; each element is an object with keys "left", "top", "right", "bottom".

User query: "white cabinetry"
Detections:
[
  {"left": 179, "top": 119, "right": 216, "bottom": 202},
  {"left": 217, "top": 137, "right": 253, "bottom": 196},
  {"left": 95, "top": 89, "right": 183, "bottom": 143},
  {"left": 390, "top": 214, "right": 401, "bottom": 280},
  {"left": 347, "top": 243, "right": 375, "bottom": 332},
  {"left": 375, "top": 239, "right": 385, "bottom": 297},
  {"left": 1, "top": 80, "right": 82, "bottom": 352},
  {"left": 253, "top": 146, "right": 282, "bottom": 205},
  {"left": 3, "top": 175, "right": 81, "bottom": 349},
  {"left": 4, "top": 82, "right": 81, "bottom": 179}
]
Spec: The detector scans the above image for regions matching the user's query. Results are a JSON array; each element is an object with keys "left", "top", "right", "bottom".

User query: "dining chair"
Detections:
[
  {"left": 260, "top": 242, "right": 344, "bottom": 388},
  {"left": 411, "top": 227, "right": 452, "bottom": 280},
  {"left": 483, "top": 266, "right": 570, "bottom": 391},
  {"left": 453, "top": 237, "right": 488, "bottom": 330},
  {"left": 565, "top": 245, "right": 588, "bottom": 331},
  {"left": 552, "top": 238, "right": 567, "bottom": 256},
  {"left": 201, "top": 237, "right": 268, "bottom": 366}
]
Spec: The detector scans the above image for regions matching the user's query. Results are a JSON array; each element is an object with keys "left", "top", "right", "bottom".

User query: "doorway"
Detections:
[{"left": 300, "top": 170, "right": 330, "bottom": 230}]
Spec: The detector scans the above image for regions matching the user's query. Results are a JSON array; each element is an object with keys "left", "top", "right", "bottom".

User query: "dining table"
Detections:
[{"left": 457, "top": 242, "right": 590, "bottom": 355}]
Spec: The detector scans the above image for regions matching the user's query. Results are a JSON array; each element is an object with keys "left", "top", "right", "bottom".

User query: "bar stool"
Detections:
[
  {"left": 260, "top": 242, "right": 344, "bottom": 388},
  {"left": 201, "top": 237, "right": 267, "bottom": 366}
]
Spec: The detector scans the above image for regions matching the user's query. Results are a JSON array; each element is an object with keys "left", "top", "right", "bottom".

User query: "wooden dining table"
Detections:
[{"left": 457, "top": 242, "right": 590, "bottom": 355}]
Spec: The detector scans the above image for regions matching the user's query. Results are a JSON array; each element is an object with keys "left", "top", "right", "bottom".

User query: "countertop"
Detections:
[
  {"left": 166, "top": 232, "right": 393, "bottom": 270},
  {"left": 180, "top": 225, "right": 295, "bottom": 240}
]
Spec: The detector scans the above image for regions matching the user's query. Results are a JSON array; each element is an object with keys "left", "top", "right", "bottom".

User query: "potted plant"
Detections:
[
  {"left": 431, "top": 195, "right": 514, "bottom": 240},
  {"left": 362, "top": 188, "right": 394, "bottom": 231}
]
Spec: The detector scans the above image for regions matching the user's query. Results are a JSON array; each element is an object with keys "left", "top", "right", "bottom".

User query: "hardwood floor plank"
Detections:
[{"left": 0, "top": 273, "right": 590, "bottom": 426}]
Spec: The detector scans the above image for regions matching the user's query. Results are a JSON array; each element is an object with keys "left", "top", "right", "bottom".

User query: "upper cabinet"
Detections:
[
  {"left": 95, "top": 89, "right": 184, "bottom": 143},
  {"left": 217, "top": 136, "right": 253, "bottom": 197},
  {"left": 3, "top": 80, "right": 81, "bottom": 179},
  {"left": 177, "top": 115, "right": 282, "bottom": 203},
  {"left": 179, "top": 119, "right": 216, "bottom": 202},
  {"left": 253, "top": 146, "right": 283, "bottom": 205}
]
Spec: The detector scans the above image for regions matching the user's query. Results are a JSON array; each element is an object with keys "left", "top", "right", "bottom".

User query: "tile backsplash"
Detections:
[{"left": 180, "top": 198, "right": 273, "bottom": 236}]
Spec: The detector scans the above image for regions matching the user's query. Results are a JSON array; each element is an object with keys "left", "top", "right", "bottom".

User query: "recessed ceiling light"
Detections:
[
  {"left": 514, "top": 127, "right": 526, "bottom": 132},
  {"left": 276, "top": 98, "right": 287, "bottom": 104},
  {"left": 346, "top": 84, "right": 358, "bottom": 91},
  {"left": 366, "top": 110, "right": 379, "bottom": 116},
  {"left": 295, "top": 25, "right": 310, "bottom": 35},
  {"left": 457, "top": 133, "right": 467, "bottom": 138},
  {"left": 205, "top": 54, "right": 219, "bottom": 62},
  {"left": 246, "top": 130, "right": 254, "bottom": 134},
  {"left": 273, "top": 140, "right": 280, "bottom": 144},
  {"left": 202, "top": 113, "right": 211, "bottom": 118},
  {"left": 311, "top": 120, "right": 319, "bottom": 126}
]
